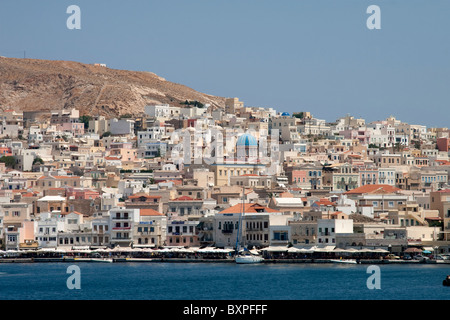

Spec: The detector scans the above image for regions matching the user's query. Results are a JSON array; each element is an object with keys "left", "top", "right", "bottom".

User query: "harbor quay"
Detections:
[
  {"left": 1, "top": 245, "right": 447, "bottom": 264},
  {"left": 1, "top": 107, "right": 450, "bottom": 268}
]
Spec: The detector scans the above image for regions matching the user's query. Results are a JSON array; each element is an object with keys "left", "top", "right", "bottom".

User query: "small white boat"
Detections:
[
  {"left": 235, "top": 254, "right": 264, "bottom": 264},
  {"left": 91, "top": 258, "right": 113, "bottom": 263},
  {"left": 330, "top": 259, "right": 358, "bottom": 264},
  {"left": 73, "top": 257, "right": 113, "bottom": 263}
]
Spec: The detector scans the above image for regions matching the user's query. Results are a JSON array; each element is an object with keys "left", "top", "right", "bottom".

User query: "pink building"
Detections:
[
  {"left": 359, "top": 168, "right": 379, "bottom": 186},
  {"left": 166, "top": 219, "right": 200, "bottom": 247},
  {"left": 437, "top": 138, "right": 450, "bottom": 152},
  {"left": 109, "top": 148, "right": 137, "bottom": 162},
  {"left": 59, "top": 122, "right": 85, "bottom": 136},
  {"left": 290, "top": 170, "right": 308, "bottom": 185},
  {"left": 66, "top": 188, "right": 100, "bottom": 200},
  {"left": 340, "top": 129, "right": 371, "bottom": 145}
]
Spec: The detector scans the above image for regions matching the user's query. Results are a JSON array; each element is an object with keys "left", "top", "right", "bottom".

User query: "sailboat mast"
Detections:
[{"left": 235, "top": 186, "right": 245, "bottom": 254}]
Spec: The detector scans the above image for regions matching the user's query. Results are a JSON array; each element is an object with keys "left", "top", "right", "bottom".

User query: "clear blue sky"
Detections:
[{"left": 1, "top": 0, "right": 449, "bottom": 128}]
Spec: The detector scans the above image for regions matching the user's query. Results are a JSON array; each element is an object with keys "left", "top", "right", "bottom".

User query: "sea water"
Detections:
[{"left": 1, "top": 262, "right": 450, "bottom": 300}]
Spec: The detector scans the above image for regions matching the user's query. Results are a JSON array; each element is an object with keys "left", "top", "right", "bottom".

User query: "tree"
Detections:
[
  {"left": 0, "top": 156, "right": 15, "bottom": 168},
  {"left": 79, "top": 115, "right": 92, "bottom": 129},
  {"left": 33, "top": 157, "right": 44, "bottom": 165},
  {"left": 101, "top": 131, "right": 112, "bottom": 138},
  {"left": 293, "top": 112, "right": 304, "bottom": 119}
]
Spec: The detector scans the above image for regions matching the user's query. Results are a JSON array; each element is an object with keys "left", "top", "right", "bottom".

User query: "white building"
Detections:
[
  {"left": 317, "top": 218, "right": 353, "bottom": 245},
  {"left": 109, "top": 208, "right": 140, "bottom": 247},
  {"left": 378, "top": 167, "right": 396, "bottom": 186},
  {"left": 35, "top": 212, "right": 65, "bottom": 249},
  {"left": 145, "top": 104, "right": 181, "bottom": 119},
  {"left": 109, "top": 118, "right": 135, "bottom": 136}
]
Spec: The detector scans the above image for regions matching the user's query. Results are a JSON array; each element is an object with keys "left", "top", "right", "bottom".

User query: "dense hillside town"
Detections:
[{"left": 1, "top": 99, "right": 449, "bottom": 259}]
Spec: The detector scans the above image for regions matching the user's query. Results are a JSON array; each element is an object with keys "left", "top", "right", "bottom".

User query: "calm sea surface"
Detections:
[{"left": 1, "top": 262, "right": 450, "bottom": 300}]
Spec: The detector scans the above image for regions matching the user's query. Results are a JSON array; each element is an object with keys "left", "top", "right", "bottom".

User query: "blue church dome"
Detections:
[
  {"left": 236, "top": 133, "right": 258, "bottom": 147},
  {"left": 281, "top": 112, "right": 290, "bottom": 116}
]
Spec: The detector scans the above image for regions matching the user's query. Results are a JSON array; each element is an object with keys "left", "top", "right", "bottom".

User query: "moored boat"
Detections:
[
  {"left": 235, "top": 254, "right": 264, "bottom": 264},
  {"left": 330, "top": 259, "right": 358, "bottom": 264}
]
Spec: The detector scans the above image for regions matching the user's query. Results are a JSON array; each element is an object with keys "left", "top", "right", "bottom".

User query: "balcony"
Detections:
[
  {"left": 111, "top": 237, "right": 132, "bottom": 240},
  {"left": 112, "top": 227, "right": 131, "bottom": 230},
  {"left": 222, "top": 229, "right": 233, "bottom": 234},
  {"left": 246, "top": 227, "right": 263, "bottom": 231}
]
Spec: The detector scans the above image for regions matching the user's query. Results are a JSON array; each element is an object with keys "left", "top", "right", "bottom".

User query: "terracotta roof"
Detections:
[
  {"left": 313, "top": 199, "right": 336, "bottom": 207},
  {"left": 435, "top": 189, "right": 450, "bottom": 193},
  {"left": 61, "top": 211, "right": 83, "bottom": 216},
  {"left": 171, "top": 196, "right": 202, "bottom": 201},
  {"left": 140, "top": 208, "right": 164, "bottom": 216},
  {"left": 129, "top": 194, "right": 161, "bottom": 199},
  {"left": 279, "top": 191, "right": 294, "bottom": 198},
  {"left": 344, "top": 184, "right": 402, "bottom": 195},
  {"left": 219, "top": 203, "right": 281, "bottom": 214},
  {"left": 38, "top": 175, "right": 80, "bottom": 180}
]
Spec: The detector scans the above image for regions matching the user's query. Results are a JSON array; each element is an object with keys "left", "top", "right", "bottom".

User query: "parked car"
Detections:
[
  {"left": 384, "top": 254, "right": 400, "bottom": 260},
  {"left": 414, "top": 254, "right": 429, "bottom": 262},
  {"left": 402, "top": 255, "right": 412, "bottom": 260}
]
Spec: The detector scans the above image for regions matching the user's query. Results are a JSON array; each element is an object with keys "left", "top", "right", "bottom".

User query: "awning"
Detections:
[
  {"left": 261, "top": 246, "right": 288, "bottom": 252},
  {"left": 72, "top": 246, "right": 91, "bottom": 251},
  {"left": 333, "top": 248, "right": 360, "bottom": 253},
  {"left": 313, "top": 246, "right": 335, "bottom": 252},
  {"left": 372, "top": 248, "right": 389, "bottom": 253},
  {"left": 404, "top": 247, "right": 422, "bottom": 253},
  {"left": 37, "top": 248, "right": 66, "bottom": 253},
  {"left": 133, "top": 245, "right": 156, "bottom": 248}
]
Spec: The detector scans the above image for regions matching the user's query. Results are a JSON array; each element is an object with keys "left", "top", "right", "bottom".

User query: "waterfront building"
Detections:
[
  {"left": 134, "top": 208, "right": 167, "bottom": 248},
  {"left": 109, "top": 208, "right": 140, "bottom": 248},
  {"left": 317, "top": 217, "right": 353, "bottom": 246},
  {"left": 214, "top": 203, "right": 281, "bottom": 249},
  {"left": 166, "top": 218, "right": 199, "bottom": 247},
  {"left": 35, "top": 212, "right": 65, "bottom": 249}
]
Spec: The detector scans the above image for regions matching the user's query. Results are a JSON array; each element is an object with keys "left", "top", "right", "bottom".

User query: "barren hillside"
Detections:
[{"left": 0, "top": 57, "right": 225, "bottom": 117}]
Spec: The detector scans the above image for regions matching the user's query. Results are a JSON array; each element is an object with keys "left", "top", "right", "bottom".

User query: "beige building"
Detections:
[
  {"left": 214, "top": 203, "right": 281, "bottom": 249},
  {"left": 225, "top": 98, "right": 244, "bottom": 115},
  {"left": 133, "top": 208, "right": 167, "bottom": 248}
]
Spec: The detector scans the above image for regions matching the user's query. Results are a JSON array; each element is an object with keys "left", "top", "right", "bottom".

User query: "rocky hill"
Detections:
[{"left": 0, "top": 57, "right": 225, "bottom": 117}]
